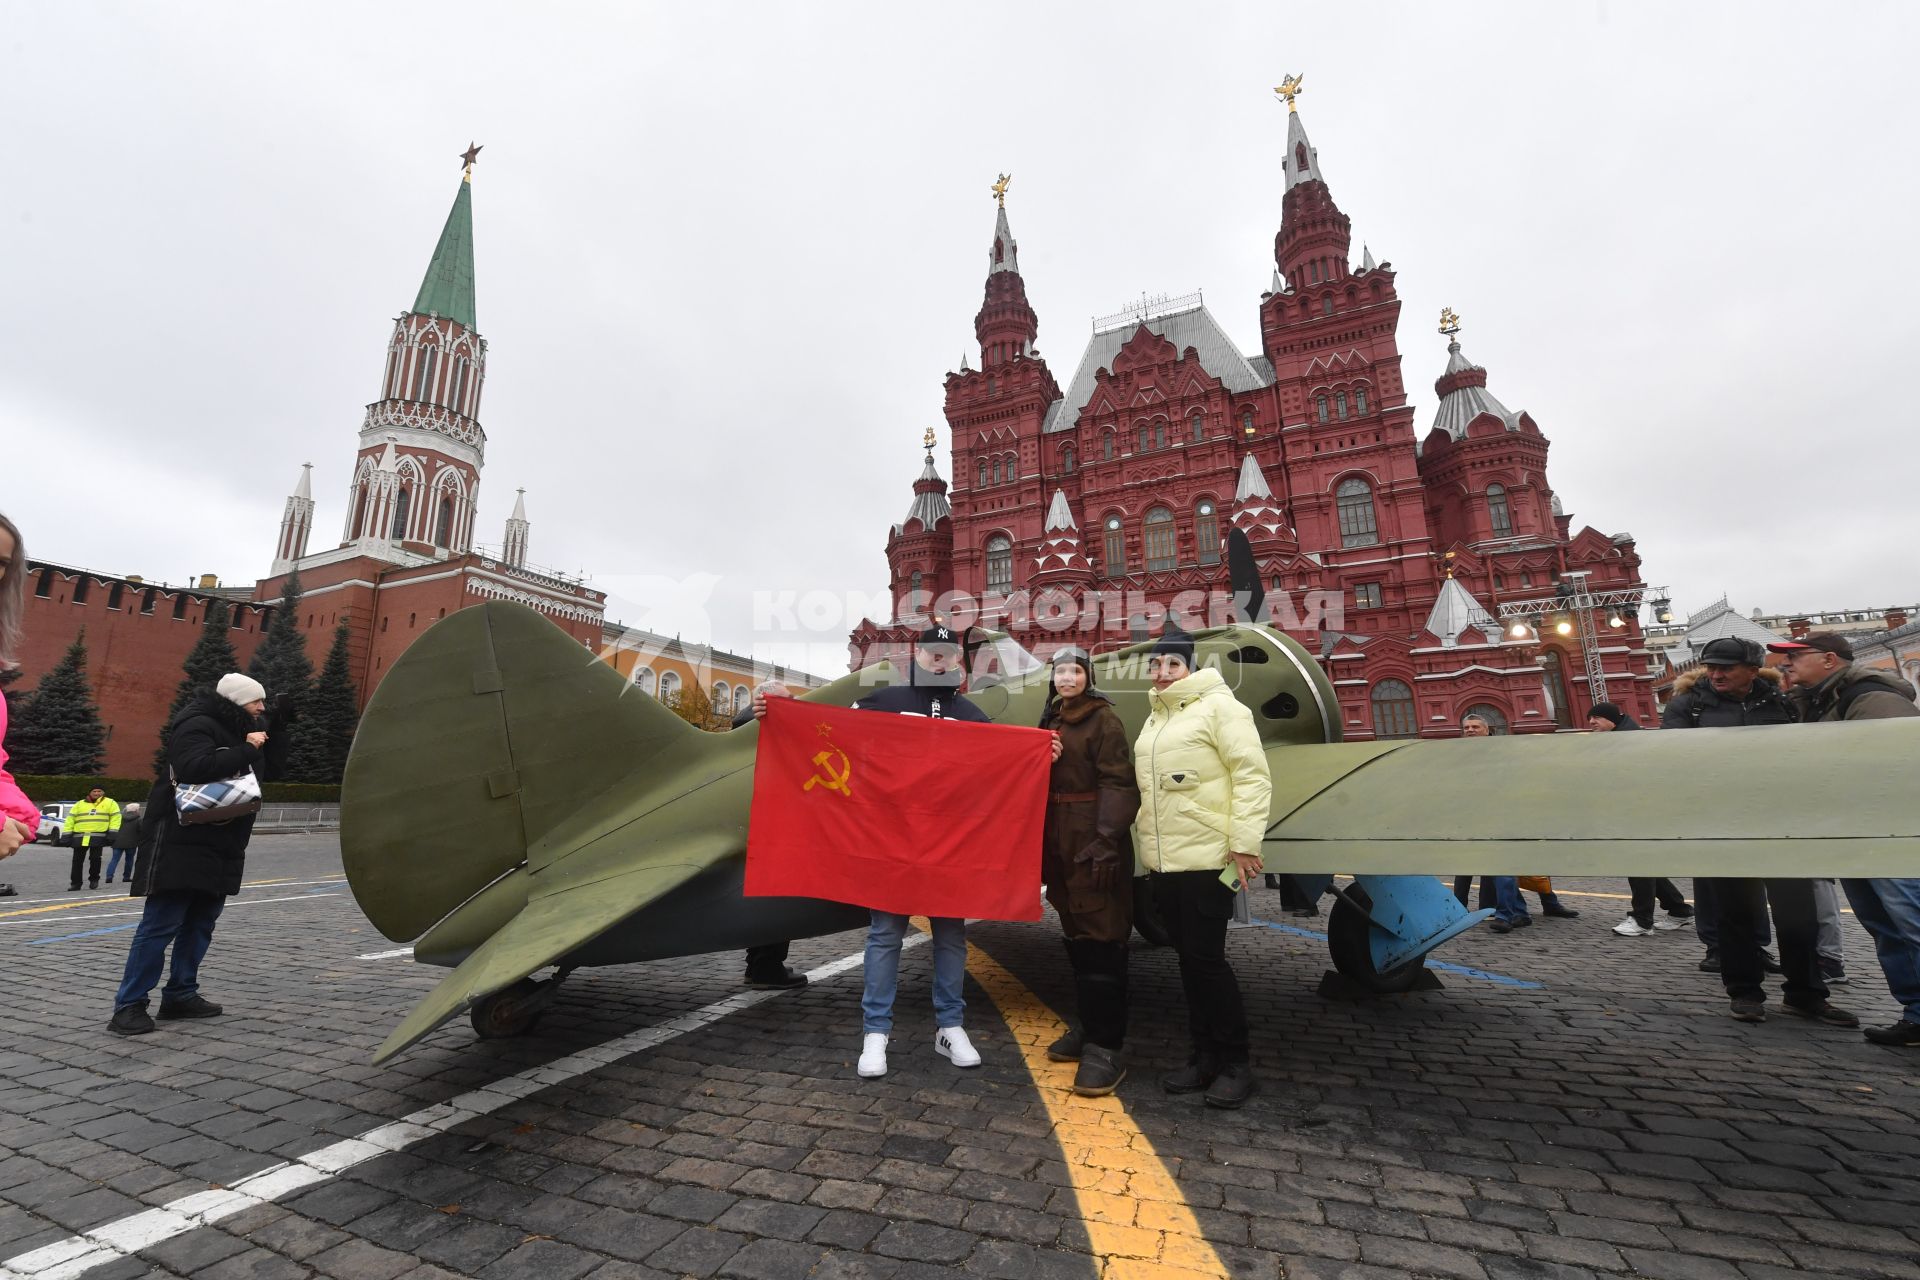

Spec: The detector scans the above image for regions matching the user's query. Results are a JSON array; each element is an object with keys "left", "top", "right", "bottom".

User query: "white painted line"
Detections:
[
  {"left": 0, "top": 932, "right": 921, "bottom": 1280},
  {"left": 0, "top": 894, "right": 344, "bottom": 931},
  {"left": 356, "top": 946, "right": 415, "bottom": 961},
  {"left": 0, "top": 878, "right": 348, "bottom": 908}
]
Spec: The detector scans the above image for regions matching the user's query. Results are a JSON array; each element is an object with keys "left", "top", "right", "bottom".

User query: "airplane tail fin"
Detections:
[{"left": 341, "top": 601, "right": 702, "bottom": 943}]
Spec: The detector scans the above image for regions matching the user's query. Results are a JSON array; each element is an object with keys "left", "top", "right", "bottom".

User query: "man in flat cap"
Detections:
[{"left": 1771, "top": 632, "right": 1920, "bottom": 1048}]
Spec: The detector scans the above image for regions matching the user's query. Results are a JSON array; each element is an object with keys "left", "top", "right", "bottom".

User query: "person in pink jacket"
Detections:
[{"left": 0, "top": 513, "right": 41, "bottom": 892}]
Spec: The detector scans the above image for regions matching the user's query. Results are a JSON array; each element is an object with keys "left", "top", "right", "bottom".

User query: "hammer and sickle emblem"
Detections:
[{"left": 805, "top": 748, "right": 853, "bottom": 798}]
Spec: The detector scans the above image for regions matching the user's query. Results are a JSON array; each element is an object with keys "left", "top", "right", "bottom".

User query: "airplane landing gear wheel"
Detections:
[
  {"left": 470, "top": 973, "right": 565, "bottom": 1039},
  {"left": 1327, "top": 887, "right": 1427, "bottom": 994}
]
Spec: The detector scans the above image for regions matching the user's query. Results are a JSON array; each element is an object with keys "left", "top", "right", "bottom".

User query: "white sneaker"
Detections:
[
  {"left": 934, "top": 1026, "right": 981, "bottom": 1068},
  {"left": 857, "top": 1033, "right": 888, "bottom": 1078},
  {"left": 1613, "top": 917, "right": 1653, "bottom": 937},
  {"left": 1652, "top": 917, "right": 1692, "bottom": 931}
]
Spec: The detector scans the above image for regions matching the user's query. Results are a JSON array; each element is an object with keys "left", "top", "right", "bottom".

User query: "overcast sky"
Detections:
[{"left": 4, "top": 1, "right": 1915, "bottom": 676}]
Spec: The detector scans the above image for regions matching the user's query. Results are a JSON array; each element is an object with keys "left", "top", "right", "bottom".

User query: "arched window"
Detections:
[
  {"left": 977, "top": 459, "right": 989, "bottom": 487},
  {"left": 1003, "top": 454, "right": 1016, "bottom": 482},
  {"left": 1322, "top": 295, "right": 1334, "bottom": 316},
  {"left": 658, "top": 670, "right": 681, "bottom": 703},
  {"left": 1137, "top": 423, "right": 1150, "bottom": 453},
  {"left": 1354, "top": 387, "right": 1368, "bottom": 416},
  {"left": 1487, "top": 484, "right": 1513, "bottom": 537},
  {"left": 1461, "top": 703, "right": 1510, "bottom": 736},
  {"left": 435, "top": 495, "right": 454, "bottom": 547},
  {"left": 1295, "top": 141, "right": 1309, "bottom": 173},
  {"left": 985, "top": 535, "right": 1013, "bottom": 595},
  {"left": 1103, "top": 516, "right": 1125, "bottom": 578},
  {"left": 908, "top": 570, "right": 922, "bottom": 602},
  {"left": 735, "top": 686, "right": 753, "bottom": 715},
  {"left": 634, "top": 667, "right": 656, "bottom": 695},
  {"left": 1336, "top": 392, "right": 1349, "bottom": 420},
  {"left": 390, "top": 487, "right": 412, "bottom": 541},
  {"left": 1153, "top": 421, "right": 1166, "bottom": 450},
  {"left": 1195, "top": 501, "right": 1219, "bottom": 565},
  {"left": 1335, "top": 477, "right": 1379, "bottom": 548},
  {"left": 1370, "top": 680, "right": 1418, "bottom": 740},
  {"left": 1308, "top": 259, "right": 1321, "bottom": 284},
  {"left": 713, "top": 682, "right": 730, "bottom": 711},
  {"left": 1240, "top": 408, "right": 1254, "bottom": 437},
  {"left": 1144, "top": 507, "right": 1176, "bottom": 573},
  {"left": 1102, "top": 428, "right": 1115, "bottom": 460},
  {"left": 1316, "top": 395, "right": 1330, "bottom": 423},
  {"left": 1190, "top": 411, "right": 1205, "bottom": 443},
  {"left": 1062, "top": 444, "right": 1076, "bottom": 472},
  {"left": 413, "top": 346, "right": 436, "bottom": 400}
]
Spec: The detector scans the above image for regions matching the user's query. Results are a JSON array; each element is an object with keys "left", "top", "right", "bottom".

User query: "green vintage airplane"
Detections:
[{"left": 341, "top": 598, "right": 1920, "bottom": 1063}]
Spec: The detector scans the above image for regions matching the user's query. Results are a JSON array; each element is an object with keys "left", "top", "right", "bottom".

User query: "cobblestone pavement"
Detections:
[{"left": 1, "top": 835, "right": 1916, "bottom": 1279}]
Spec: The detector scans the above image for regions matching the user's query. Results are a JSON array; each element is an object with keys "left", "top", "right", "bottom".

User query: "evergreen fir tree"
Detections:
[
  {"left": 154, "top": 597, "right": 240, "bottom": 775},
  {"left": 9, "top": 631, "right": 106, "bottom": 775},
  {"left": 287, "top": 622, "right": 360, "bottom": 784},
  {"left": 248, "top": 566, "right": 313, "bottom": 711}
]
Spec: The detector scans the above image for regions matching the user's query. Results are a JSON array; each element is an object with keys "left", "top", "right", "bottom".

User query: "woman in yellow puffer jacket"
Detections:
[{"left": 1134, "top": 627, "right": 1272, "bottom": 1109}]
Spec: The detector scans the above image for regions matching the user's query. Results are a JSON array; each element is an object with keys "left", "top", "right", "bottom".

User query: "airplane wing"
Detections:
[{"left": 1262, "top": 723, "right": 1920, "bottom": 876}]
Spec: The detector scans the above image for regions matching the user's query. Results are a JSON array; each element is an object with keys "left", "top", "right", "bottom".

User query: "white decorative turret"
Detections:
[
  {"left": 503, "top": 488, "right": 530, "bottom": 569},
  {"left": 1422, "top": 577, "right": 1499, "bottom": 647},
  {"left": 1230, "top": 453, "right": 1293, "bottom": 543},
  {"left": 1030, "top": 489, "right": 1092, "bottom": 580},
  {"left": 273, "top": 463, "right": 315, "bottom": 572}
]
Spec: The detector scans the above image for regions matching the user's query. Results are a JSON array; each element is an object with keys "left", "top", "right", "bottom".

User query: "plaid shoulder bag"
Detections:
[{"left": 171, "top": 768, "right": 263, "bottom": 826}]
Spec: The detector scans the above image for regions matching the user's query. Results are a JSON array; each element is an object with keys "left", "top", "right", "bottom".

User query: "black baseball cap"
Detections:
[
  {"left": 1699, "top": 637, "right": 1765, "bottom": 667},
  {"left": 916, "top": 623, "right": 961, "bottom": 649},
  {"left": 1767, "top": 631, "right": 1853, "bottom": 660}
]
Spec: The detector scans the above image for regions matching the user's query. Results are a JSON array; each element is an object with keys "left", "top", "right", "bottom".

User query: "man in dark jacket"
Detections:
[
  {"left": 108, "top": 673, "right": 291, "bottom": 1036},
  {"left": 1772, "top": 632, "right": 1920, "bottom": 1047},
  {"left": 1590, "top": 703, "right": 1696, "bottom": 934},
  {"left": 102, "top": 802, "right": 142, "bottom": 885},
  {"left": 1662, "top": 638, "right": 1854, "bottom": 1028}
]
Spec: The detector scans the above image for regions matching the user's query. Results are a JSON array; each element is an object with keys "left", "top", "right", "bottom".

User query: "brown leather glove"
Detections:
[{"left": 1074, "top": 788, "right": 1138, "bottom": 893}]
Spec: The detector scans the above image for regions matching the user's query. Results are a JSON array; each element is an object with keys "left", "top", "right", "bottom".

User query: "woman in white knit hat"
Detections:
[{"left": 109, "top": 671, "right": 292, "bottom": 1035}]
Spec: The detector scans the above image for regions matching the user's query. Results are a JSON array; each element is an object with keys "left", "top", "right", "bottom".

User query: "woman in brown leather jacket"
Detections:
[{"left": 1038, "top": 648, "right": 1140, "bottom": 1095}]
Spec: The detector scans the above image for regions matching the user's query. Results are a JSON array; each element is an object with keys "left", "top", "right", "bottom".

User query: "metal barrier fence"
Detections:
[{"left": 253, "top": 804, "right": 341, "bottom": 832}]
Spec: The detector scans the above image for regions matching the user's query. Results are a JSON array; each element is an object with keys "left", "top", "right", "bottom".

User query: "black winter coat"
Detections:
[
  {"left": 1660, "top": 667, "right": 1796, "bottom": 729},
  {"left": 852, "top": 664, "right": 989, "bottom": 721},
  {"left": 135, "top": 693, "right": 291, "bottom": 898}
]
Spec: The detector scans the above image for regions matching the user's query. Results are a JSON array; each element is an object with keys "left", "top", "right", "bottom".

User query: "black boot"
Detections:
[
  {"left": 1047, "top": 1024, "right": 1084, "bottom": 1062},
  {"left": 1073, "top": 1044, "right": 1127, "bottom": 1096},
  {"left": 1204, "top": 1063, "right": 1258, "bottom": 1109},
  {"left": 109, "top": 1003, "right": 155, "bottom": 1036},
  {"left": 1161, "top": 1052, "right": 1220, "bottom": 1094}
]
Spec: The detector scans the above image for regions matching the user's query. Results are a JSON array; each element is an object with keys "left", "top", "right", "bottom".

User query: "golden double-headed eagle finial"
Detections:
[
  {"left": 1439, "top": 306, "right": 1462, "bottom": 336},
  {"left": 922, "top": 426, "right": 937, "bottom": 452},
  {"left": 992, "top": 173, "right": 1011, "bottom": 207},
  {"left": 1275, "top": 74, "right": 1304, "bottom": 111}
]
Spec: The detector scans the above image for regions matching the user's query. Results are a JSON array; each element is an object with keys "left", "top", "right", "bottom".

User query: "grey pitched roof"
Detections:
[
  {"left": 1664, "top": 596, "right": 1782, "bottom": 667},
  {"left": 1423, "top": 577, "right": 1499, "bottom": 646},
  {"left": 988, "top": 204, "right": 1019, "bottom": 275},
  {"left": 892, "top": 454, "right": 951, "bottom": 534},
  {"left": 1284, "top": 107, "right": 1324, "bottom": 191},
  {"left": 1429, "top": 340, "right": 1521, "bottom": 447},
  {"left": 1044, "top": 304, "right": 1272, "bottom": 434}
]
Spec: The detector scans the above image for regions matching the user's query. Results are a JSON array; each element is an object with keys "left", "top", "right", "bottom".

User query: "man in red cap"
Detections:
[{"left": 1770, "top": 632, "right": 1920, "bottom": 1048}]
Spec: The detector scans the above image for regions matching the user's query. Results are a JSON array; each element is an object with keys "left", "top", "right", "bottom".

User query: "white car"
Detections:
[{"left": 36, "top": 802, "right": 74, "bottom": 843}]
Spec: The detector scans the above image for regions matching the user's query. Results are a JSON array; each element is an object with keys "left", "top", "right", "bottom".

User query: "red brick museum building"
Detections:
[{"left": 851, "top": 89, "right": 1659, "bottom": 739}]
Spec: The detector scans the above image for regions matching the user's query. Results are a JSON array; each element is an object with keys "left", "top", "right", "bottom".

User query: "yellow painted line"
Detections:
[
  {"left": 965, "top": 942, "right": 1226, "bottom": 1280},
  {"left": 0, "top": 900, "right": 109, "bottom": 920}
]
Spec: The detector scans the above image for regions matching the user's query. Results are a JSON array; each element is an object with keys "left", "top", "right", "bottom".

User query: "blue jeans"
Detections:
[
  {"left": 1453, "top": 876, "right": 1528, "bottom": 923},
  {"left": 862, "top": 912, "right": 966, "bottom": 1034},
  {"left": 103, "top": 847, "right": 132, "bottom": 881},
  {"left": 1840, "top": 878, "right": 1920, "bottom": 1025},
  {"left": 114, "top": 890, "right": 225, "bottom": 1010}
]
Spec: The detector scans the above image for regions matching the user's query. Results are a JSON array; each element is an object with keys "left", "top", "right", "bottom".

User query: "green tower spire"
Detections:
[{"left": 412, "top": 167, "right": 478, "bottom": 330}]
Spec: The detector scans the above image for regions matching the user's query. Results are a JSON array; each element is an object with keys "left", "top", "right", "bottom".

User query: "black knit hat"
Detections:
[
  {"left": 1587, "top": 702, "right": 1628, "bottom": 726},
  {"left": 1149, "top": 625, "right": 1196, "bottom": 668}
]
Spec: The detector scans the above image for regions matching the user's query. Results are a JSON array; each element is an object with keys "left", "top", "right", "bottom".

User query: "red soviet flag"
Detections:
[{"left": 744, "top": 696, "right": 1050, "bottom": 921}]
